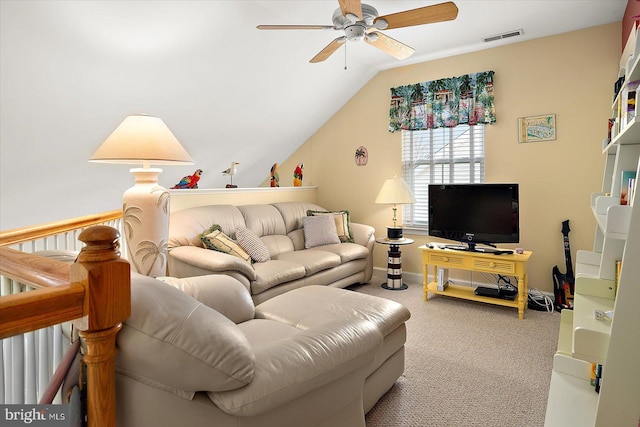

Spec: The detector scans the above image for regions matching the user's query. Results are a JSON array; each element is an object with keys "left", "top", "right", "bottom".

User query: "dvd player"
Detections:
[{"left": 474, "top": 286, "right": 517, "bottom": 300}]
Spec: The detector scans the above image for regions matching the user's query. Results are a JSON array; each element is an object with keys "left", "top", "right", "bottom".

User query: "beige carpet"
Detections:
[{"left": 350, "top": 270, "right": 560, "bottom": 427}]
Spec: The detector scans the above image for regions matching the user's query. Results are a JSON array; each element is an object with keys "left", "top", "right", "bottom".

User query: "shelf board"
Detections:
[
  {"left": 610, "top": 116, "right": 640, "bottom": 147},
  {"left": 544, "top": 370, "right": 598, "bottom": 427},
  {"left": 572, "top": 293, "right": 614, "bottom": 365},
  {"left": 576, "top": 251, "right": 601, "bottom": 278},
  {"left": 425, "top": 281, "right": 519, "bottom": 308},
  {"left": 591, "top": 198, "right": 631, "bottom": 240}
]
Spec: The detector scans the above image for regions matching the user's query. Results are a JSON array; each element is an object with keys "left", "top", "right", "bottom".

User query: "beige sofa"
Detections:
[
  {"left": 116, "top": 273, "right": 410, "bottom": 427},
  {"left": 167, "top": 202, "right": 375, "bottom": 304}
]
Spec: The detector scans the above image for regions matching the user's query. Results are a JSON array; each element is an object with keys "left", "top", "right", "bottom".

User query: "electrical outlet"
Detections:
[{"left": 593, "top": 309, "right": 605, "bottom": 321}]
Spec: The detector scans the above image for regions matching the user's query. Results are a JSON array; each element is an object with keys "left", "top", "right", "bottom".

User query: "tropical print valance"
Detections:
[{"left": 389, "top": 70, "right": 495, "bottom": 132}]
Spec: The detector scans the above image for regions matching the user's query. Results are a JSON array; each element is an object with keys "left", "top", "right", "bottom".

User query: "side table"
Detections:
[{"left": 375, "top": 237, "right": 414, "bottom": 290}]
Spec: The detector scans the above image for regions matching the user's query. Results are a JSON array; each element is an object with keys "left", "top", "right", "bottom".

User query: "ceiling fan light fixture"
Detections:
[{"left": 345, "top": 24, "right": 366, "bottom": 41}]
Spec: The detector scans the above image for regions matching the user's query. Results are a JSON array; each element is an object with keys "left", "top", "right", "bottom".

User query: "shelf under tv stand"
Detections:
[{"left": 419, "top": 245, "right": 532, "bottom": 319}]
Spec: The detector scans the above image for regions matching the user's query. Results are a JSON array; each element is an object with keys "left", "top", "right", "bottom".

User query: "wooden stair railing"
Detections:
[
  {"left": 0, "top": 210, "right": 122, "bottom": 247},
  {"left": 0, "top": 225, "right": 130, "bottom": 427}
]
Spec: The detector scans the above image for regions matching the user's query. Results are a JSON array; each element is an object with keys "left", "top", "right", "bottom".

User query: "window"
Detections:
[{"left": 401, "top": 125, "right": 485, "bottom": 231}]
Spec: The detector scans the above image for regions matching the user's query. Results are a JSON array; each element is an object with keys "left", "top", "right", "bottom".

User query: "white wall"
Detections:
[{"left": 0, "top": 1, "right": 372, "bottom": 230}]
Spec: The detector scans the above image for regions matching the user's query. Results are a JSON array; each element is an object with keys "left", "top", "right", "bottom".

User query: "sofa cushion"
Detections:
[
  {"left": 261, "top": 234, "right": 295, "bottom": 258},
  {"left": 208, "top": 319, "right": 382, "bottom": 416},
  {"left": 157, "top": 275, "right": 255, "bottom": 324},
  {"left": 200, "top": 229, "right": 252, "bottom": 263},
  {"left": 309, "top": 242, "right": 369, "bottom": 263},
  {"left": 255, "top": 285, "right": 411, "bottom": 338},
  {"left": 236, "top": 318, "right": 303, "bottom": 349},
  {"left": 307, "top": 209, "right": 354, "bottom": 243},
  {"left": 302, "top": 215, "right": 341, "bottom": 249},
  {"left": 236, "top": 226, "right": 271, "bottom": 263},
  {"left": 117, "top": 274, "right": 255, "bottom": 398},
  {"left": 252, "top": 260, "right": 306, "bottom": 294},
  {"left": 272, "top": 202, "right": 326, "bottom": 234},
  {"left": 276, "top": 250, "right": 341, "bottom": 276},
  {"left": 238, "top": 204, "right": 287, "bottom": 237}
]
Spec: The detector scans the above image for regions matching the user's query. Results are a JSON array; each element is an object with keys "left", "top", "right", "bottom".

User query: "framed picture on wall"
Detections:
[{"left": 518, "top": 114, "right": 556, "bottom": 143}]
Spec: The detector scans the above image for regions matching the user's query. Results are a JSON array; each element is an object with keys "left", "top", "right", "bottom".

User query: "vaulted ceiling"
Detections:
[{"left": 0, "top": 1, "right": 627, "bottom": 227}]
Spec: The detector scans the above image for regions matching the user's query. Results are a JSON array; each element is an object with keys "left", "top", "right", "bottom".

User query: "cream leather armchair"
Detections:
[{"left": 116, "top": 274, "right": 410, "bottom": 427}]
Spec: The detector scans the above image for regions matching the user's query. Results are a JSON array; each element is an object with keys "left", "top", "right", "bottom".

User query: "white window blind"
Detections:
[{"left": 401, "top": 125, "right": 485, "bottom": 230}]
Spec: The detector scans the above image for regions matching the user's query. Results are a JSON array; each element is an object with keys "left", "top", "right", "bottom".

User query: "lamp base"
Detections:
[
  {"left": 387, "top": 227, "right": 403, "bottom": 240},
  {"left": 123, "top": 168, "right": 170, "bottom": 277}
]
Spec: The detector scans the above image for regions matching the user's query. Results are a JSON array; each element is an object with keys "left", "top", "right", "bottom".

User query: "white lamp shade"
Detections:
[
  {"left": 375, "top": 176, "right": 416, "bottom": 205},
  {"left": 90, "top": 114, "right": 193, "bottom": 166}
]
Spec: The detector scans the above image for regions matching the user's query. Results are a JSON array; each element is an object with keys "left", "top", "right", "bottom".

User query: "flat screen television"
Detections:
[{"left": 428, "top": 183, "right": 519, "bottom": 253}]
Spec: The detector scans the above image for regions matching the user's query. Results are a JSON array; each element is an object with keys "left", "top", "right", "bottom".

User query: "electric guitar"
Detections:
[{"left": 552, "top": 220, "right": 575, "bottom": 311}]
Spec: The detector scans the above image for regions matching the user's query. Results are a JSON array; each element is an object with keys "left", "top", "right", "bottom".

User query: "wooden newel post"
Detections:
[{"left": 71, "top": 226, "right": 131, "bottom": 427}]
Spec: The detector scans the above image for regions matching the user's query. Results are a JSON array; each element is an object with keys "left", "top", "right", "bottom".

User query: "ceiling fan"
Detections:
[{"left": 257, "top": 0, "right": 458, "bottom": 63}]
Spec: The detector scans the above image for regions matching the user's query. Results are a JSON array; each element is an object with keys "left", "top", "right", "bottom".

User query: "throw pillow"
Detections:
[
  {"left": 200, "top": 228, "right": 251, "bottom": 263},
  {"left": 235, "top": 226, "right": 271, "bottom": 263},
  {"left": 307, "top": 209, "right": 354, "bottom": 243},
  {"left": 199, "top": 224, "right": 222, "bottom": 250},
  {"left": 302, "top": 215, "right": 341, "bottom": 249}
]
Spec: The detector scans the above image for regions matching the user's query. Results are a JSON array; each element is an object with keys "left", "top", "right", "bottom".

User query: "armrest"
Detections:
[
  {"left": 168, "top": 246, "right": 257, "bottom": 281},
  {"left": 351, "top": 223, "right": 375, "bottom": 248},
  {"left": 157, "top": 275, "right": 255, "bottom": 324},
  {"left": 209, "top": 319, "right": 382, "bottom": 416},
  {"left": 350, "top": 223, "right": 375, "bottom": 282}
]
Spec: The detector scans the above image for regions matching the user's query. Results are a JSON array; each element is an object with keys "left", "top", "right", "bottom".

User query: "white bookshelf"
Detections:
[{"left": 545, "top": 26, "right": 640, "bottom": 427}]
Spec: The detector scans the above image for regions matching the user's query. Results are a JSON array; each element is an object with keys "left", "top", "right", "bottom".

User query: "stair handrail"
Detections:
[
  {"left": 0, "top": 209, "right": 122, "bottom": 247},
  {"left": 0, "top": 225, "right": 130, "bottom": 427}
]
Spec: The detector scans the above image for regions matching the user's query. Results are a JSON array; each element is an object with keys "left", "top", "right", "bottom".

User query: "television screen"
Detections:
[{"left": 428, "top": 183, "right": 519, "bottom": 251}]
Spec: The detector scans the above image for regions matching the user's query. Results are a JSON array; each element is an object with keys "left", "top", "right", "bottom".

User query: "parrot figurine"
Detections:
[
  {"left": 171, "top": 169, "right": 203, "bottom": 189},
  {"left": 270, "top": 163, "right": 280, "bottom": 187},
  {"left": 293, "top": 163, "right": 304, "bottom": 187},
  {"left": 222, "top": 162, "right": 239, "bottom": 187}
]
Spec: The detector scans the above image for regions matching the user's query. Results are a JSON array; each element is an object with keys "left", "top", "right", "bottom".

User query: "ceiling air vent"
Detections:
[{"left": 483, "top": 29, "right": 524, "bottom": 43}]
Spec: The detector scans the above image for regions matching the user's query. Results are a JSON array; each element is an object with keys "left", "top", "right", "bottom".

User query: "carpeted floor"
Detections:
[{"left": 350, "top": 270, "right": 560, "bottom": 427}]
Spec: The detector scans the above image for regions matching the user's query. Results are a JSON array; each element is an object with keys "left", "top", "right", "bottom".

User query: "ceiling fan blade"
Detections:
[
  {"left": 257, "top": 25, "right": 335, "bottom": 30},
  {"left": 310, "top": 37, "right": 347, "bottom": 63},
  {"left": 365, "top": 32, "right": 415, "bottom": 60},
  {"left": 338, "top": 0, "right": 363, "bottom": 20},
  {"left": 374, "top": 1, "right": 458, "bottom": 30}
]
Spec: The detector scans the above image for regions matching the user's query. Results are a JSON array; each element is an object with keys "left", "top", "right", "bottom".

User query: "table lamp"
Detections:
[
  {"left": 90, "top": 114, "right": 193, "bottom": 277},
  {"left": 375, "top": 176, "right": 415, "bottom": 239}
]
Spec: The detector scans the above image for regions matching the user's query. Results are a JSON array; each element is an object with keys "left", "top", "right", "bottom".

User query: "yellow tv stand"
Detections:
[{"left": 419, "top": 245, "right": 532, "bottom": 319}]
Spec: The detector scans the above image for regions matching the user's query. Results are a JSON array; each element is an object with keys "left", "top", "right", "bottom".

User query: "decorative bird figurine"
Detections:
[
  {"left": 270, "top": 163, "right": 280, "bottom": 187},
  {"left": 222, "top": 162, "right": 239, "bottom": 187},
  {"left": 293, "top": 163, "right": 304, "bottom": 187},
  {"left": 171, "top": 169, "right": 203, "bottom": 189}
]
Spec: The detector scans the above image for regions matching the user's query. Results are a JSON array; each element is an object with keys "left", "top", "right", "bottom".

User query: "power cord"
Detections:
[
  {"left": 528, "top": 287, "right": 554, "bottom": 312},
  {"left": 497, "top": 274, "right": 517, "bottom": 293},
  {"left": 498, "top": 274, "right": 553, "bottom": 313}
]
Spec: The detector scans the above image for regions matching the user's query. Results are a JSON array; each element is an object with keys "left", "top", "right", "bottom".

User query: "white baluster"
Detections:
[
  {"left": 11, "top": 335, "right": 24, "bottom": 403},
  {"left": 25, "top": 331, "right": 36, "bottom": 403},
  {"left": 38, "top": 327, "right": 49, "bottom": 403}
]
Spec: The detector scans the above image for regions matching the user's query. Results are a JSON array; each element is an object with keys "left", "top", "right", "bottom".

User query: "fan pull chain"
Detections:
[{"left": 344, "top": 42, "right": 347, "bottom": 70}]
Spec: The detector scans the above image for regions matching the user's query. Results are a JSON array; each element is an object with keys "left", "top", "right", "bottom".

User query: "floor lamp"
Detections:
[{"left": 90, "top": 114, "right": 193, "bottom": 277}]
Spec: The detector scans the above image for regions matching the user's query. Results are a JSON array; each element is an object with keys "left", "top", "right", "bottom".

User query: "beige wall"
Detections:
[{"left": 278, "top": 23, "right": 621, "bottom": 293}]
